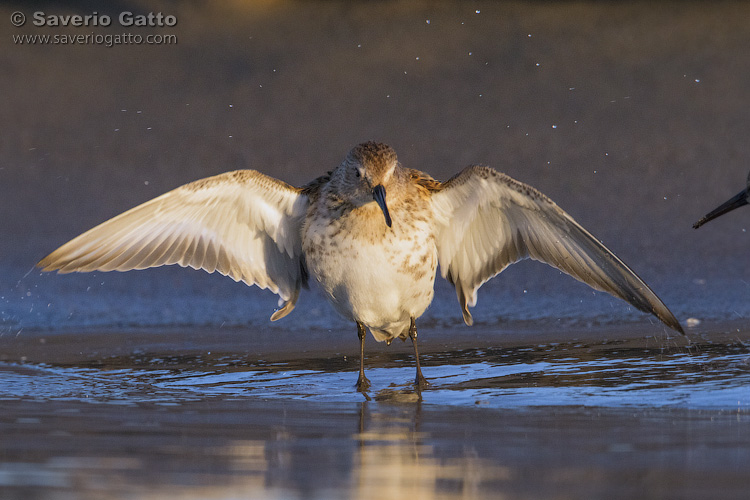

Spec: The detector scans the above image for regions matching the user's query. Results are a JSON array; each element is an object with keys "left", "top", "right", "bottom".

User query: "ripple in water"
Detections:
[{"left": 2, "top": 341, "right": 748, "bottom": 409}]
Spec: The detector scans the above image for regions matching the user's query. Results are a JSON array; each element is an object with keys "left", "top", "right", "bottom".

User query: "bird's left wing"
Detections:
[
  {"left": 430, "top": 165, "right": 683, "bottom": 333},
  {"left": 38, "top": 170, "right": 308, "bottom": 321}
]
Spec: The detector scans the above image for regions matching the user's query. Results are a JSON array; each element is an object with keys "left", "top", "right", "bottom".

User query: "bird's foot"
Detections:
[
  {"left": 414, "top": 373, "right": 430, "bottom": 390},
  {"left": 356, "top": 374, "right": 372, "bottom": 392}
]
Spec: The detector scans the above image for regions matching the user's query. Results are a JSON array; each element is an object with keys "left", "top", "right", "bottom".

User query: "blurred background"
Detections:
[{"left": 2, "top": 0, "right": 750, "bottom": 334}]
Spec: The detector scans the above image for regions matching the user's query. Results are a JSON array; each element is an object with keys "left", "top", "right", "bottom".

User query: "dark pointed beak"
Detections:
[
  {"left": 372, "top": 184, "right": 392, "bottom": 227},
  {"left": 693, "top": 189, "right": 750, "bottom": 229}
]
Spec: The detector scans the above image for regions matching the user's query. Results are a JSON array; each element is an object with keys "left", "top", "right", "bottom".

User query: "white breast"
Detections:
[{"left": 302, "top": 201, "right": 437, "bottom": 342}]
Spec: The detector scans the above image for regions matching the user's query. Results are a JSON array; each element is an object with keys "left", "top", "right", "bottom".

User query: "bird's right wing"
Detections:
[
  {"left": 430, "top": 165, "right": 684, "bottom": 333},
  {"left": 38, "top": 170, "right": 308, "bottom": 321}
]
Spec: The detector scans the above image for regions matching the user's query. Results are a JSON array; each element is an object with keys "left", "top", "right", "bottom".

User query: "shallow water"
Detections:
[
  {"left": 2, "top": 330, "right": 750, "bottom": 499},
  {"left": 3, "top": 337, "right": 749, "bottom": 409},
  {"left": 6, "top": 397, "right": 750, "bottom": 500}
]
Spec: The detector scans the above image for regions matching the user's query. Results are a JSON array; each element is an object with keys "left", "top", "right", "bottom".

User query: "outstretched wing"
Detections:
[
  {"left": 430, "top": 165, "right": 683, "bottom": 333},
  {"left": 38, "top": 170, "right": 308, "bottom": 321}
]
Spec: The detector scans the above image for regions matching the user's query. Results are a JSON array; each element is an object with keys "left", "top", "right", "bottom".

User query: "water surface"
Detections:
[{"left": 2, "top": 327, "right": 749, "bottom": 499}]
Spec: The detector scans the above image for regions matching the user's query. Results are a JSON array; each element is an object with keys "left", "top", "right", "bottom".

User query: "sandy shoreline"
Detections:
[{"left": 1, "top": 319, "right": 740, "bottom": 366}]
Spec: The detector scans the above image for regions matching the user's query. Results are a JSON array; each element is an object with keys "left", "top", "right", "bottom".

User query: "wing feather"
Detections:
[
  {"left": 38, "top": 170, "right": 308, "bottom": 321},
  {"left": 431, "top": 165, "right": 683, "bottom": 333}
]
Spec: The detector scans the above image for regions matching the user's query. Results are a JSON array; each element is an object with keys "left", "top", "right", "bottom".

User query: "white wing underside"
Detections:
[
  {"left": 38, "top": 170, "right": 308, "bottom": 321},
  {"left": 431, "top": 166, "right": 683, "bottom": 333}
]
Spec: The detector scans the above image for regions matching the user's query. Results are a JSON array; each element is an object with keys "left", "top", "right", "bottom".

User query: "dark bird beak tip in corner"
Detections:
[
  {"left": 693, "top": 189, "right": 750, "bottom": 229},
  {"left": 372, "top": 184, "right": 392, "bottom": 228}
]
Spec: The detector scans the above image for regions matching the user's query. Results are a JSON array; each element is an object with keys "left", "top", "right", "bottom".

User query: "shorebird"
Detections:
[
  {"left": 694, "top": 170, "right": 750, "bottom": 229},
  {"left": 39, "top": 142, "right": 684, "bottom": 391}
]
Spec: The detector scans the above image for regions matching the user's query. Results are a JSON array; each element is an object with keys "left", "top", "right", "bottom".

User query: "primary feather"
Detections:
[
  {"left": 431, "top": 165, "right": 683, "bottom": 333},
  {"left": 38, "top": 170, "right": 308, "bottom": 321}
]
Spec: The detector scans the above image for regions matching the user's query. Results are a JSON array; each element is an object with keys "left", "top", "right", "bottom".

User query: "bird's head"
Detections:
[{"left": 334, "top": 141, "right": 398, "bottom": 227}]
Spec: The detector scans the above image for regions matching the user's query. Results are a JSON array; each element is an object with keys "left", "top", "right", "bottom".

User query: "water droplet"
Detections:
[
  {"left": 425, "top": 19, "right": 430, "bottom": 24},
  {"left": 475, "top": 9, "right": 480, "bottom": 14}
]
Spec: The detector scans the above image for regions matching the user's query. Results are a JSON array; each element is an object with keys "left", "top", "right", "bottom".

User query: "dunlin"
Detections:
[
  {"left": 694, "top": 170, "right": 750, "bottom": 228},
  {"left": 39, "top": 142, "right": 684, "bottom": 391}
]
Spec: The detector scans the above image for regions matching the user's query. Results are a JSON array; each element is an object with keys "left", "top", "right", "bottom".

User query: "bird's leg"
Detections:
[
  {"left": 356, "top": 322, "right": 371, "bottom": 392},
  {"left": 409, "top": 317, "right": 429, "bottom": 389}
]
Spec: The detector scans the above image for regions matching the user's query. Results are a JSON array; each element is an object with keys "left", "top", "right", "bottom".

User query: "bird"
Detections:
[
  {"left": 38, "top": 141, "right": 684, "bottom": 391},
  {"left": 693, "top": 170, "right": 750, "bottom": 229}
]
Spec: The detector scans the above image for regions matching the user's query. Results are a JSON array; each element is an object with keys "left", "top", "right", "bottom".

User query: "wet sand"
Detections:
[
  {"left": 1, "top": 324, "right": 750, "bottom": 499},
  {"left": 4, "top": 0, "right": 750, "bottom": 498}
]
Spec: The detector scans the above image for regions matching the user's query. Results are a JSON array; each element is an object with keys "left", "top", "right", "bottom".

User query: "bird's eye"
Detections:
[{"left": 355, "top": 169, "right": 361, "bottom": 178}]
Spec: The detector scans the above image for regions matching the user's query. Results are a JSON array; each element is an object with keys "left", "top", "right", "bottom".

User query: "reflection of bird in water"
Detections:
[
  {"left": 694, "top": 171, "right": 750, "bottom": 229},
  {"left": 38, "top": 142, "right": 684, "bottom": 392}
]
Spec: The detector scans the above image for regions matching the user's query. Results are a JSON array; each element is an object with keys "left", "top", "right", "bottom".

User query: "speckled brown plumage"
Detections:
[{"left": 38, "top": 141, "right": 684, "bottom": 392}]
